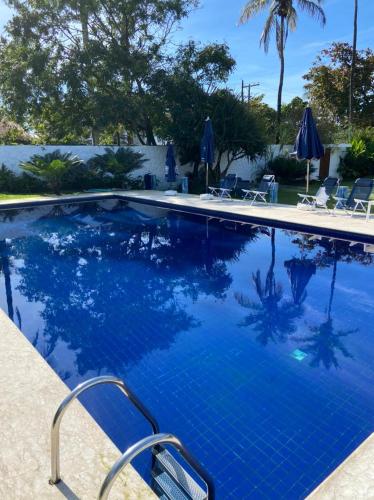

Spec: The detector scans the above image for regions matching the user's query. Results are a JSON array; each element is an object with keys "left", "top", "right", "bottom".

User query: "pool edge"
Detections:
[
  {"left": 1, "top": 190, "right": 374, "bottom": 244},
  {"left": 307, "top": 432, "right": 374, "bottom": 499}
]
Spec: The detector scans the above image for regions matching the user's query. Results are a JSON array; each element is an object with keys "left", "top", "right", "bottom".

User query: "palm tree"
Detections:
[
  {"left": 349, "top": 0, "right": 358, "bottom": 127},
  {"left": 239, "top": 0, "right": 326, "bottom": 143}
]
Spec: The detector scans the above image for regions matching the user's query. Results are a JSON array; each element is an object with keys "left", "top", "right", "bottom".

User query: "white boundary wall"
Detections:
[{"left": 0, "top": 144, "right": 348, "bottom": 183}]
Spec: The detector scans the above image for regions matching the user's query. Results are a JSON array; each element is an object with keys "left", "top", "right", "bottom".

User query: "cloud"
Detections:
[{"left": 300, "top": 39, "right": 332, "bottom": 53}]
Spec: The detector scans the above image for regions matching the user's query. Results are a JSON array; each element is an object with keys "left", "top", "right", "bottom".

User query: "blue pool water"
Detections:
[{"left": 0, "top": 200, "right": 373, "bottom": 499}]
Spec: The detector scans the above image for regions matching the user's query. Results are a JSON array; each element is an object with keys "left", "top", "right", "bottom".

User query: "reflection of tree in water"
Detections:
[
  {"left": 0, "top": 240, "right": 14, "bottom": 321},
  {"left": 11, "top": 202, "right": 256, "bottom": 377},
  {"left": 294, "top": 243, "right": 357, "bottom": 369},
  {"left": 235, "top": 228, "right": 303, "bottom": 345},
  {"left": 284, "top": 258, "right": 316, "bottom": 306}
]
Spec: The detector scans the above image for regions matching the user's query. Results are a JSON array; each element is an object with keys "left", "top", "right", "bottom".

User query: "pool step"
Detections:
[{"left": 152, "top": 448, "right": 207, "bottom": 500}]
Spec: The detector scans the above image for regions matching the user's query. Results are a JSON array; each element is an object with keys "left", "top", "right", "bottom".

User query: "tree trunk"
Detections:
[
  {"left": 266, "top": 228, "right": 276, "bottom": 296},
  {"left": 0, "top": 242, "right": 14, "bottom": 321},
  {"left": 78, "top": 2, "right": 100, "bottom": 144},
  {"left": 192, "top": 159, "right": 200, "bottom": 178},
  {"left": 276, "top": 16, "right": 285, "bottom": 144},
  {"left": 214, "top": 152, "right": 223, "bottom": 182},
  {"left": 327, "top": 247, "right": 338, "bottom": 321},
  {"left": 144, "top": 117, "right": 157, "bottom": 146},
  {"left": 349, "top": 0, "right": 358, "bottom": 128},
  {"left": 79, "top": 3, "right": 89, "bottom": 49}
]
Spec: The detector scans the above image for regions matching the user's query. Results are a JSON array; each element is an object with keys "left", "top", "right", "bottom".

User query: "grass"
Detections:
[
  {"left": 0, "top": 191, "right": 83, "bottom": 201},
  {"left": 278, "top": 179, "right": 373, "bottom": 205},
  {"left": 0, "top": 193, "right": 45, "bottom": 200},
  {"left": 277, "top": 184, "right": 318, "bottom": 205}
]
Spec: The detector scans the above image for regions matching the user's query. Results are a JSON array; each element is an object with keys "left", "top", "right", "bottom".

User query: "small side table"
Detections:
[{"left": 366, "top": 200, "right": 374, "bottom": 221}]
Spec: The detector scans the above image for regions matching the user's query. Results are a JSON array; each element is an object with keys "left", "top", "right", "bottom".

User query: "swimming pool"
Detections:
[{"left": 0, "top": 199, "right": 373, "bottom": 499}]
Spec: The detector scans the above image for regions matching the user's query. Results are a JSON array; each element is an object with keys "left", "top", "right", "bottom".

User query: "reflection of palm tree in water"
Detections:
[
  {"left": 0, "top": 240, "right": 14, "bottom": 321},
  {"left": 295, "top": 246, "right": 356, "bottom": 369},
  {"left": 235, "top": 228, "right": 303, "bottom": 345}
]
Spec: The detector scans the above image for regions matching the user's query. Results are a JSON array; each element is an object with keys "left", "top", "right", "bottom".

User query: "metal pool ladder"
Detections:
[{"left": 49, "top": 376, "right": 214, "bottom": 500}]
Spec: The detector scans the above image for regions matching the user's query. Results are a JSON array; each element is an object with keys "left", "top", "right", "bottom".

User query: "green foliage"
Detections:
[
  {"left": 267, "top": 155, "right": 311, "bottom": 183},
  {"left": 304, "top": 43, "right": 374, "bottom": 128},
  {"left": 338, "top": 128, "right": 374, "bottom": 178},
  {"left": 250, "top": 96, "right": 277, "bottom": 143},
  {"left": 152, "top": 41, "right": 235, "bottom": 169},
  {"left": 0, "top": 164, "right": 46, "bottom": 193},
  {"left": 0, "top": 0, "right": 196, "bottom": 144},
  {"left": 153, "top": 41, "right": 265, "bottom": 183},
  {"left": 20, "top": 150, "right": 83, "bottom": 194},
  {"left": 279, "top": 97, "right": 335, "bottom": 145},
  {"left": 209, "top": 90, "right": 267, "bottom": 180},
  {"left": 87, "top": 147, "right": 147, "bottom": 188},
  {"left": 0, "top": 119, "right": 32, "bottom": 144}
]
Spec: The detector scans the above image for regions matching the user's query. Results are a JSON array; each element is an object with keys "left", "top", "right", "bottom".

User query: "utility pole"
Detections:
[{"left": 241, "top": 80, "right": 260, "bottom": 103}]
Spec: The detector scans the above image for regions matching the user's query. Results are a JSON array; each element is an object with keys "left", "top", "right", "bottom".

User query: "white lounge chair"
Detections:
[
  {"left": 297, "top": 176, "right": 339, "bottom": 212},
  {"left": 242, "top": 175, "right": 275, "bottom": 205},
  {"left": 209, "top": 174, "right": 237, "bottom": 199}
]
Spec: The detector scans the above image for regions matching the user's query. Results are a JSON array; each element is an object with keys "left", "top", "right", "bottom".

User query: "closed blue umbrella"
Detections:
[
  {"left": 294, "top": 107, "right": 324, "bottom": 193},
  {"left": 200, "top": 117, "right": 215, "bottom": 193},
  {"left": 165, "top": 143, "right": 177, "bottom": 184}
]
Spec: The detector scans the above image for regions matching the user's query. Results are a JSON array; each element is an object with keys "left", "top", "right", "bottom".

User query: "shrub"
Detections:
[
  {"left": 87, "top": 147, "right": 147, "bottom": 189},
  {"left": 0, "top": 164, "right": 46, "bottom": 193},
  {"left": 338, "top": 128, "right": 374, "bottom": 179},
  {"left": 0, "top": 164, "right": 17, "bottom": 192},
  {"left": 267, "top": 155, "right": 312, "bottom": 183},
  {"left": 20, "top": 150, "right": 83, "bottom": 194}
]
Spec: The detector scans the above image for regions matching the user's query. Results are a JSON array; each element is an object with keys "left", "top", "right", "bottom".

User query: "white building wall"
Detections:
[{"left": 0, "top": 143, "right": 349, "bottom": 184}]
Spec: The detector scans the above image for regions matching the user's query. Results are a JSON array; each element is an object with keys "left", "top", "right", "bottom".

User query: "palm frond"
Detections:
[
  {"left": 287, "top": 6, "right": 298, "bottom": 32},
  {"left": 239, "top": 0, "right": 272, "bottom": 25},
  {"left": 260, "top": 9, "right": 276, "bottom": 52},
  {"left": 296, "top": 0, "right": 326, "bottom": 25}
]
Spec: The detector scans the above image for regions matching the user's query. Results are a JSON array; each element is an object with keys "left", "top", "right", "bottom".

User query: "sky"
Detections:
[{"left": 0, "top": 0, "right": 373, "bottom": 108}]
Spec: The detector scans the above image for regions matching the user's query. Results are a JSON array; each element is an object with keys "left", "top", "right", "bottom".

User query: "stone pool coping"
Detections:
[
  {"left": 1, "top": 189, "right": 374, "bottom": 243},
  {"left": 1, "top": 190, "right": 373, "bottom": 498},
  {"left": 0, "top": 308, "right": 156, "bottom": 499},
  {"left": 307, "top": 433, "right": 374, "bottom": 499}
]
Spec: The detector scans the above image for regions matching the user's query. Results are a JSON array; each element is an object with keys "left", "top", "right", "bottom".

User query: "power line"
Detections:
[{"left": 241, "top": 80, "right": 260, "bottom": 103}]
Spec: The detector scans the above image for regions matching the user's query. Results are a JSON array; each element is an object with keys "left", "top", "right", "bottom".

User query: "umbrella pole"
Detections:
[
  {"left": 206, "top": 162, "right": 209, "bottom": 193},
  {"left": 306, "top": 160, "right": 310, "bottom": 193}
]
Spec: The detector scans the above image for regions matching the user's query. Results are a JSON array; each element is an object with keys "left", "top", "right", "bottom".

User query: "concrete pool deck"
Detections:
[{"left": 0, "top": 190, "right": 373, "bottom": 498}]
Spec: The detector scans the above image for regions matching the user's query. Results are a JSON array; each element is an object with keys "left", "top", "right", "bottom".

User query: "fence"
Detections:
[{"left": 0, "top": 144, "right": 348, "bottom": 184}]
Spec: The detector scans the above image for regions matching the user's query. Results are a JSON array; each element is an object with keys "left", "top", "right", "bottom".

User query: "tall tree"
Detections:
[
  {"left": 152, "top": 41, "right": 266, "bottom": 181},
  {"left": 349, "top": 0, "right": 358, "bottom": 128},
  {"left": 239, "top": 0, "right": 326, "bottom": 144},
  {"left": 0, "top": 0, "right": 196, "bottom": 143},
  {"left": 304, "top": 42, "right": 374, "bottom": 129}
]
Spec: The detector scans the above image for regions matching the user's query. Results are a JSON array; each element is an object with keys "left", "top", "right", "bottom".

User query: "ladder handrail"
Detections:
[
  {"left": 50, "top": 375, "right": 159, "bottom": 485},
  {"left": 98, "top": 432, "right": 215, "bottom": 500}
]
